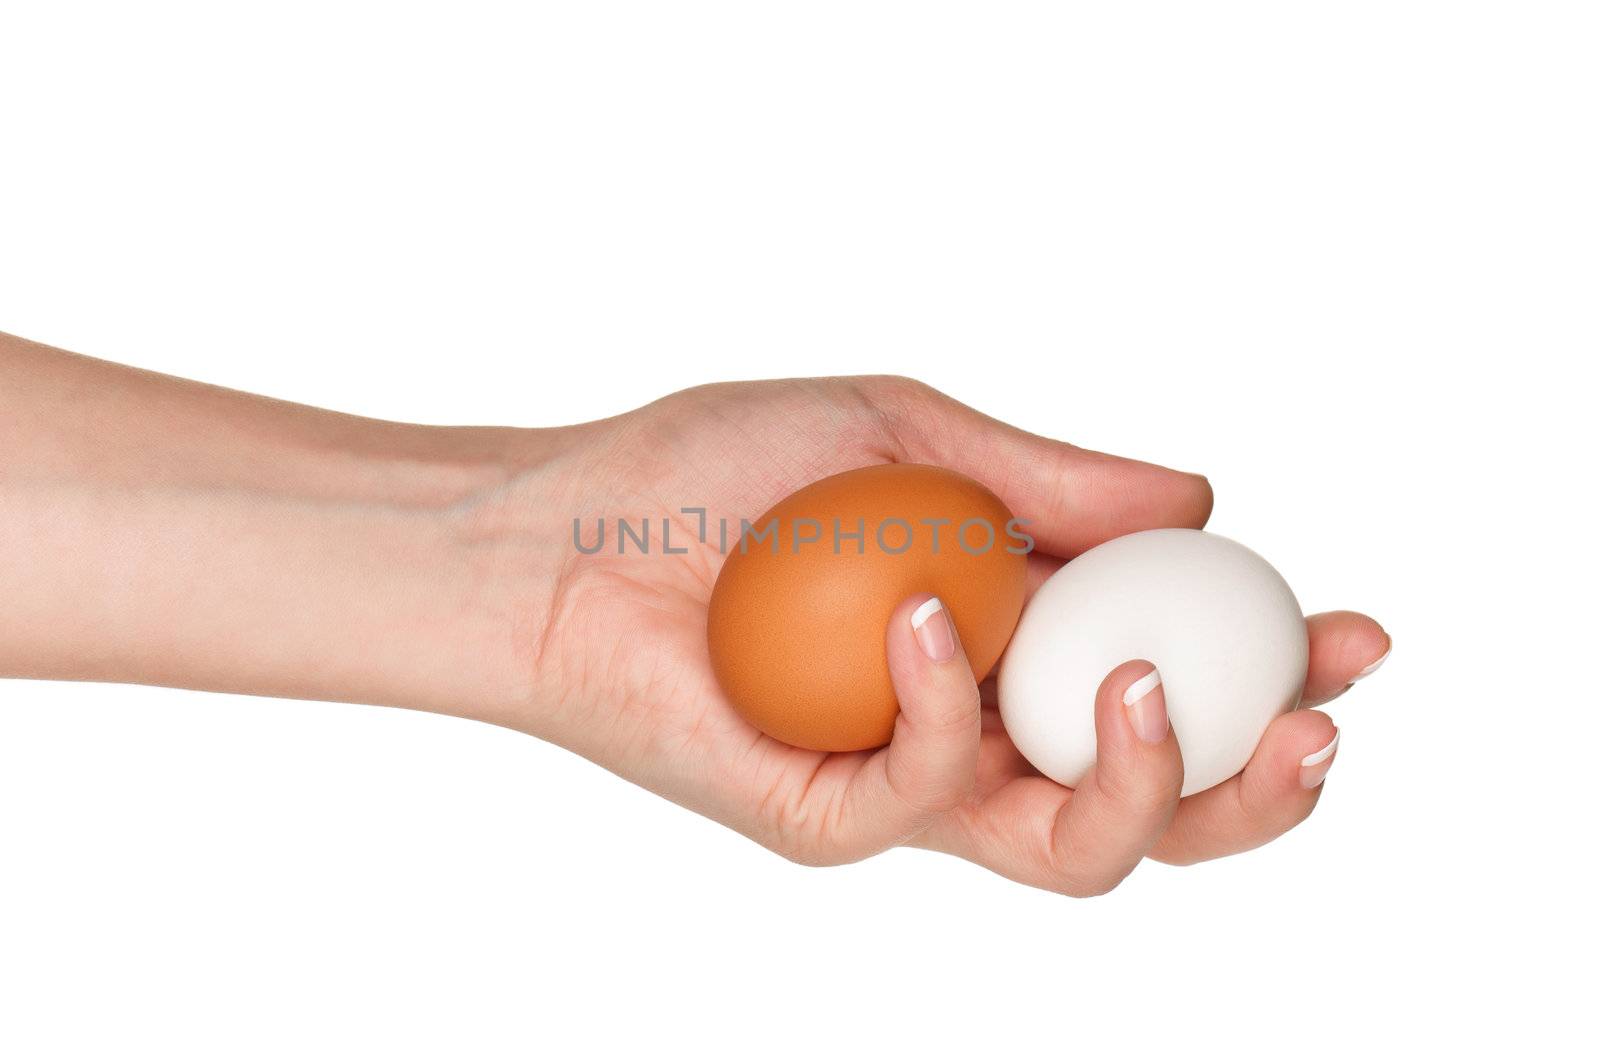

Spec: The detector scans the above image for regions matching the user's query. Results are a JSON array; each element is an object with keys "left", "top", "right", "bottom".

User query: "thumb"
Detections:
[
  {"left": 831, "top": 594, "right": 982, "bottom": 857},
  {"left": 1043, "top": 660, "right": 1185, "bottom": 895}
]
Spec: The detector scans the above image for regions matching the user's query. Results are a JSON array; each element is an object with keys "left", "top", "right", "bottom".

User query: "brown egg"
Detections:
[{"left": 707, "top": 463, "right": 1029, "bottom": 751}]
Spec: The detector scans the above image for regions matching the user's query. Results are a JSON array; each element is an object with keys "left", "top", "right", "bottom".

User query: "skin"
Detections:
[{"left": 0, "top": 331, "right": 1390, "bottom": 895}]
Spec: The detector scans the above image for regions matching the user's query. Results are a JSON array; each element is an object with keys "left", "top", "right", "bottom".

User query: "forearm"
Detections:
[
  {"left": 0, "top": 332, "right": 541, "bottom": 720},
  {"left": 0, "top": 332, "right": 528, "bottom": 505}
]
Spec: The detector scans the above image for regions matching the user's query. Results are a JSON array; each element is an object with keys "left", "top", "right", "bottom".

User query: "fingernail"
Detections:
[
  {"left": 911, "top": 597, "right": 956, "bottom": 662},
  {"left": 1300, "top": 729, "right": 1340, "bottom": 789},
  {"left": 1122, "top": 667, "right": 1168, "bottom": 744},
  {"left": 1353, "top": 642, "right": 1391, "bottom": 681}
]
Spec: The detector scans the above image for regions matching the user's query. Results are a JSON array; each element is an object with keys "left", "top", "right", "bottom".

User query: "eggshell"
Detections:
[
  {"left": 999, "top": 528, "right": 1308, "bottom": 797},
  {"left": 708, "top": 464, "right": 1028, "bottom": 752}
]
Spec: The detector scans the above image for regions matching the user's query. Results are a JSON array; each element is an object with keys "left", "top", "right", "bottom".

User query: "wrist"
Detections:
[
  {"left": 426, "top": 424, "right": 586, "bottom": 736},
  {"left": 295, "top": 419, "right": 570, "bottom": 725}
]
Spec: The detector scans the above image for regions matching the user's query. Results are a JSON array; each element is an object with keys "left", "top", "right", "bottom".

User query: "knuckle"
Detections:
[
  {"left": 1044, "top": 827, "right": 1135, "bottom": 898},
  {"left": 755, "top": 770, "right": 872, "bottom": 869},
  {"left": 862, "top": 373, "right": 936, "bottom": 400},
  {"left": 768, "top": 838, "right": 845, "bottom": 869},
  {"left": 758, "top": 789, "right": 822, "bottom": 866},
  {"left": 914, "top": 688, "right": 981, "bottom": 740},
  {"left": 759, "top": 811, "right": 844, "bottom": 868},
  {"left": 901, "top": 783, "right": 965, "bottom": 818},
  {"left": 1052, "top": 866, "right": 1127, "bottom": 898},
  {"left": 1160, "top": 851, "right": 1206, "bottom": 868},
  {"left": 1096, "top": 766, "right": 1181, "bottom": 821},
  {"left": 858, "top": 375, "right": 945, "bottom": 424},
  {"left": 885, "top": 754, "right": 976, "bottom": 821},
  {"left": 886, "top": 766, "right": 966, "bottom": 818}
]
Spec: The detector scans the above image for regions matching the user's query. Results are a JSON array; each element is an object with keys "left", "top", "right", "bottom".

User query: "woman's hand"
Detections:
[
  {"left": 481, "top": 376, "right": 1390, "bottom": 894},
  {"left": 1, "top": 333, "right": 1386, "bottom": 895}
]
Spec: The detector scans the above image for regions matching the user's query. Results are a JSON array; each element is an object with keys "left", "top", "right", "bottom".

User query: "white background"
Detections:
[{"left": 2, "top": 2, "right": 1596, "bottom": 1059}]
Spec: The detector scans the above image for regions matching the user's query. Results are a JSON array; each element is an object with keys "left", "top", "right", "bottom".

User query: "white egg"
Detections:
[{"left": 999, "top": 529, "right": 1308, "bottom": 797}]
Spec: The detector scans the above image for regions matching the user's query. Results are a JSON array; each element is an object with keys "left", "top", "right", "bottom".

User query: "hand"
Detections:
[
  {"left": 0, "top": 333, "right": 1386, "bottom": 895},
  {"left": 490, "top": 376, "right": 1390, "bottom": 894}
]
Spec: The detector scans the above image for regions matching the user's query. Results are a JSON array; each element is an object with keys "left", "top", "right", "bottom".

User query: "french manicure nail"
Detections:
[
  {"left": 1122, "top": 667, "right": 1168, "bottom": 744},
  {"left": 911, "top": 597, "right": 956, "bottom": 662},
  {"left": 1353, "top": 643, "right": 1391, "bottom": 681},
  {"left": 1300, "top": 729, "right": 1340, "bottom": 789}
]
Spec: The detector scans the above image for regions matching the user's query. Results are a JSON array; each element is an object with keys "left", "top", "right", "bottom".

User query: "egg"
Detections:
[
  {"left": 999, "top": 528, "right": 1308, "bottom": 797},
  {"left": 708, "top": 463, "right": 1028, "bottom": 751}
]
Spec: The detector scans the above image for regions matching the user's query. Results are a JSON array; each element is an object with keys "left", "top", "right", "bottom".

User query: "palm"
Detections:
[{"left": 538, "top": 380, "right": 918, "bottom": 845}]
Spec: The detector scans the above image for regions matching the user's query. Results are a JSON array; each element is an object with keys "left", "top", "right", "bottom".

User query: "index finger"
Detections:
[{"left": 862, "top": 378, "right": 1215, "bottom": 557}]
